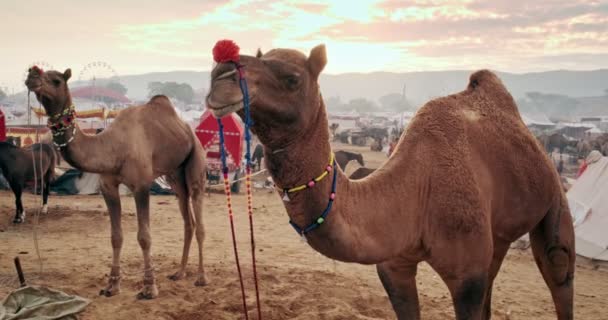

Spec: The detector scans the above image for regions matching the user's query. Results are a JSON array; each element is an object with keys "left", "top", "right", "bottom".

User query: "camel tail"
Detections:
[{"left": 184, "top": 129, "right": 206, "bottom": 210}]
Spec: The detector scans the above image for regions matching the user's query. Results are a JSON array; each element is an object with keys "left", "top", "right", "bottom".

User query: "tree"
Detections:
[
  {"left": 0, "top": 88, "right": 6, "bottom": 101},
  {"left": 147, "top": 82, "right": 195, "bottom": 103},
  {"left": 345, "top": 98, "right": 379, "bottom": 113},
  {"left": 105, "top": 82, "right": 127, "bottom": 95}
]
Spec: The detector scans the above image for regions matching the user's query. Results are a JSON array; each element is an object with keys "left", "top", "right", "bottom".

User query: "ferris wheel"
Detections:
[
  {"left": 21, "top": 61, "right": 54, "bottom": 87},
  {"left": 78, "top": 61, "right": 120, "bottom": 86}
]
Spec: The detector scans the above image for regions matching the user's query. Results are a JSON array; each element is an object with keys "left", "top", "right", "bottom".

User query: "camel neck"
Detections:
[
  {"left": 266, "top": 101, "right": 425, "bottom": 264},
  {"left": 57, "top": 124, "right": 118, "bottom": 173}
]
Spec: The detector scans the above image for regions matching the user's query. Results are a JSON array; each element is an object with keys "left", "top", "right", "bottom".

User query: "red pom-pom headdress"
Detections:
[
  {"left": 212, "top": 40, "right": 240, "bottom": 63},
  {"left": 31, "top": 65, "right": 43, "bottom": 75}
]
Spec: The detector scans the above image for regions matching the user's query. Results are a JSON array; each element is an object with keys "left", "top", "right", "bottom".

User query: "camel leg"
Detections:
[
  {"left": 376, "top": 260, "right": 420, "bottom": 320},
  {"left": 529, "top": 203, "right": 575, "bottom": 320},
  {"left": 10, "top": 181, "right": 25, "bottom": 224},
  {"left": 441, "top": 274, "right": 487, "bottom": 320},
  {"left": 190, "top": 188, "right": 207, "bottom": 286},
  {"left": 429, "top": 235, "right": 490, "bottom": 320},
  {"left": 41, "top": 171, "right": 51, "bottom": 214},
  {"left": 99, "top": 178, "right": 123, "bottom": 297},
  {"left": 482, "top": 239, "right": 510, "bottom": 320},
  {"left": 134, "top": 188, "right": 159, "bottom": 299},
  {"left": 184, "top": 146, "right": 207, "bottom": 286},
  {"left": 167, "top": 172, "right": 194, "bottom": 282}
]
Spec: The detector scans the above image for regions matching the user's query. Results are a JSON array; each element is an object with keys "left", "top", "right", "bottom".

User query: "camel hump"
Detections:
[
  {"left": 467, "top": 69, "right": 502, "bottom": 90},
  {"left": 467, "top": 69, "right": 519, "bottom": 113},
  {"left": 148, "top": 95, "right": 171, "bottom": 105}
]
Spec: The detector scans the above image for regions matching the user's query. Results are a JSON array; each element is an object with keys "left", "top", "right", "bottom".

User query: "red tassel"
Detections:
[
  {"left": 212, "top": 40, "right": 240, "bottom": 63},
  {"left": 32, "top": 65, "right": 43, "bottom": 75}
]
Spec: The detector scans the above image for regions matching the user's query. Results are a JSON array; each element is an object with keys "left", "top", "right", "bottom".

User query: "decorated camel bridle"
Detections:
[{"left": 212, "top": 40, "right": 261, "bottom": 320}]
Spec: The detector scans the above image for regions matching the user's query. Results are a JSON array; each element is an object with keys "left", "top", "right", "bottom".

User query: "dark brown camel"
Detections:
[
  {"left": 26, "top": 67, "right": 207, "bottom": 299},
  {"left": 206, "top": 44, "right": 575, "bottom": 319},
  {"left": 334, "top": 150, "right": 364, "bottom": 171},
  {"left": 0, "top": 142, "right": 58, "bottom": 223}
]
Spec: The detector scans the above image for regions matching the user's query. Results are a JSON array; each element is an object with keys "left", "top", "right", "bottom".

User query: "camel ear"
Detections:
[
  {"left": 256, "top": 48, "right": 263, "bottom": 58},
  {"left": 307, "top": 44, "right": 327, "bottom": 79},
  {"left": 63, "top": 68, "right": 72, "bottom": 81}
]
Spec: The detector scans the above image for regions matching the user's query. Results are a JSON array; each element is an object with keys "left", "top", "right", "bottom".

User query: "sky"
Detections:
[{"left": 2, "top": 0, "right": 607, "bottom": 92}]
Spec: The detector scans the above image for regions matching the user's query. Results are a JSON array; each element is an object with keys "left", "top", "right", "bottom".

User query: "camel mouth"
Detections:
[
  {"left": 29, "top": 85, "right": 42, "bottom": 93},
  {"left": 206, "top": 98, "right": 244, "bottom": 118}
]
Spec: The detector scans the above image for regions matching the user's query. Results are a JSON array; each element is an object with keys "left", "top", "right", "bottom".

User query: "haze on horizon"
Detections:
[{"left": 2, "top": 0, "right": 607, "bottom": 92}]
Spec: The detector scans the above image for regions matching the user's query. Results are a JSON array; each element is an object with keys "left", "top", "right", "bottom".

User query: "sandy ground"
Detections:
[{"left": 1, "top": 144, "right": 607, "bottom": 319}]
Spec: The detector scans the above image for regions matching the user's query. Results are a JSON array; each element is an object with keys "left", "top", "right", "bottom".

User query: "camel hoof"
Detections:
[
  {"left": 99, "top": 287, "right": 120, "bottom": 297},
  {"left": 136, "top": 284, "right": 159, "bottom": 300},
  {"left": 99, "top": 279, "right": 121, "bottom": 297},
  {"left": 13, "top": 211, "right": 25, "bottom": 224},
  {"left": 168, "top": 271, "right": 185, "bottom": 281},
  {"left": 194, "top": 275, "right": 208, "bottom": 287}
]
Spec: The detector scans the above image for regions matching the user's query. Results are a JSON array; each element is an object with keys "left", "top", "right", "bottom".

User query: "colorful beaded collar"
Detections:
[
  {"left": 289, "top": 160, "right": 338, "bottom": 237},
  {"left": 278, "top": 152, "right": 335, "bottom": 202},
  {"left": 48, "top": 105, "right": 77, "bottom": 148}
]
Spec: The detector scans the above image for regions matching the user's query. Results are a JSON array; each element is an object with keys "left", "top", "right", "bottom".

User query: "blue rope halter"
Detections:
[{"left": 217, "top": 65, "right": 253, "bottom": 168}]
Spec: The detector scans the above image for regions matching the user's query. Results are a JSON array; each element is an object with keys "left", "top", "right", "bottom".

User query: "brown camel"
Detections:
[
  {"left": 25, "top": 67, "right": 207, "bottom": 299},
  {"left": 206, "top": 45, "right": 575, "bottom": 319}
]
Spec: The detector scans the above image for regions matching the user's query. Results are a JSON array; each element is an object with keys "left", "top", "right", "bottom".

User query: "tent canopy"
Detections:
[
  {"left": 195, "top": 110, "right": 243, "bottom": 167},
  {"left": 0, "top": 108, "right": 5, "bottom": 142},
  {"left": 567, "top": 155, "right": 608, "bottom": 261}
]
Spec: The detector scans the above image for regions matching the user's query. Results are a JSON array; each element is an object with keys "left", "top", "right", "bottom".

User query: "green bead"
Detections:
[{"left": 317, "top": 217, "right": 325, "bottom": 224}]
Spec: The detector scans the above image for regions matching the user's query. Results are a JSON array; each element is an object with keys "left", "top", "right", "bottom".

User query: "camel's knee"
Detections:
[
  {"left": 546, "top": 246, "right": 573, "bottom": 286},
  {"left": 195, "top": 225, "right": 205, "bottom": 242},
  {"left": 111, "top": 233, "right": 123, "bottom": 249},
  {"left": 137, "top": 230, "right": 152, "bottom": 250}
]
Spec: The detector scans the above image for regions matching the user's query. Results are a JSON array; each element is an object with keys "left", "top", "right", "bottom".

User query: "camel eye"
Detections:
[
  {"left": 52, "top": 79, "right": 61, "bottom": 86},
  {"left": 284, "top": 75, "right": 300, "bottom": 89}
]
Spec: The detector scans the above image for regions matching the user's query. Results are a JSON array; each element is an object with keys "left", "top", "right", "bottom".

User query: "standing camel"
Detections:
[
  {"left": 334, "top": 150, "right": 365, "bottom": 171},
  {"left": 25, "top": 67, "right": 207, "bottom": 299},
  {"left": 0, "top": 142, "right": 57, "bottom": 223},
  {"left": 206, "top": 45, "right": 575, "bottom": 319}
]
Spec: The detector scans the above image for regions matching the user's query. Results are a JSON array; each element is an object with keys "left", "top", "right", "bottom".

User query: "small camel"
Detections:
[
  {"left": 0, "top": 142, "right": 58, "bottom": 223},
  {"left": 26, "top": 67, "right": 207, "bottom": 299},
  {"left": 206, "top": 45, "right": 575, "bottom": 319}
]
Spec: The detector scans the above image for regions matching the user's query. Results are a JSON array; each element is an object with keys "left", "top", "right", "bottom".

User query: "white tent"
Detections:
[{"left": 567, "top": 153, "right": 608, "bottom": 261}]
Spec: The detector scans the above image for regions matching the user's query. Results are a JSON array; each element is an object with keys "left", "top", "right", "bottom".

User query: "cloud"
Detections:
[{"left": 1, "top": 0, "right": 607, "bottom": 89}]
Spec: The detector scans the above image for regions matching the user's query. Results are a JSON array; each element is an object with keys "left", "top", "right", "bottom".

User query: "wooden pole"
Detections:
[{"left": 14, "top": 257, "right": 26, "bottom": 287}]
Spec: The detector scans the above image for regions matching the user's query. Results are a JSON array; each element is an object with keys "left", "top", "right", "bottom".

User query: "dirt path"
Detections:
[{"left": 1, "top": 144, "right": 607, "bottom": 319}]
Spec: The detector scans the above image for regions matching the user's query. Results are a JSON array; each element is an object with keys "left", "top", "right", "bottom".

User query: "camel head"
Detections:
[
  {"left": 25, "top": 67, "right": 72, "bottom": 117},
  {"left": 206, "top": 44, "right": 327, "bottom": 147}
]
